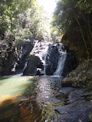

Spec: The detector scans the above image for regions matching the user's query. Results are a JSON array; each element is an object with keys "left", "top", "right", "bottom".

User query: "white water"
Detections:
[
  {"left": 24, "top": 40, "right": 67, "bottom": 78},
  {"left": 54, "top": 52, "right": 67, "bottom": 77},
  {"left": 30, "top": 40, "right": 52, "bottom": 75},
  {"left": 30, "top": 40, "right": 51, "bottom": 62}
]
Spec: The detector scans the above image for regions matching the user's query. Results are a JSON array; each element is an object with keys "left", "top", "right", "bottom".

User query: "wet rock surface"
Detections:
[
  {"left": 55, "top": 100, "right": 92, "bottom": 122},
  {"left": 23, "top": 55, "right": 43, "bottom": 76},
  {"left": 45, "top": 44, "right": 60, "bottom": 75},
  {"left": 36, "top": 76, "right": 92, "bottom": 122}
]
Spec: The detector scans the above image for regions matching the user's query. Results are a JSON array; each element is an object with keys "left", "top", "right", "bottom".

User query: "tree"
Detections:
[
  {"left": 8, "top": 0, "right": 51, "bottom": 42},
  {"left": 0, "top": 0, "right": 51, "bottom": 75},
  {"left": 0, "top": 0, "right": 32, "bottom": 39},
  {"left": 53, "top": 0, "right": 92, "bottom": 59}
]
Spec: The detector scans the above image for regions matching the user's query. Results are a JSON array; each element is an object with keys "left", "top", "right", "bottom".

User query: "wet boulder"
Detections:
[
  {"left": 45, "top": 44, "right": 60, "bottom": 75},
  {"left": 23, "top": 55, "right": 43, "bottom": 76}
]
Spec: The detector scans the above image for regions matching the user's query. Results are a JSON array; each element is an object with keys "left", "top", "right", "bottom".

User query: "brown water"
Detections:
[{"left": 0, "top": 96, "right": 42, "bottom": 122}]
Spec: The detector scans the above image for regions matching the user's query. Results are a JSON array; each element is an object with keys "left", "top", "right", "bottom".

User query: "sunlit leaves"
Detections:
[{"left": 0, "top": 0, "right": 32, "bottom": 38}]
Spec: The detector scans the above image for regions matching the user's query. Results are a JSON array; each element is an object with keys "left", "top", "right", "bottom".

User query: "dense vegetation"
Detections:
[
  {"left": 0, "top": 0, "right": 50, "bottom": 75},
  {"left": 53, "top": 0, "right": 92, "bottom": 60},
  {"left": 0, "top": 1, "right": 92, "bottom": 122},
  {"left": 0, "top": 0, "right": 50, "bottom": 41}
]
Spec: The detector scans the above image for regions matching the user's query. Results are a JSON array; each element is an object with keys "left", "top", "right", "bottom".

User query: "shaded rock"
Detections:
[
  {"left": 59, "top": 87, "right": 75, "bottom": 96},
  {"left": 62, "top": 59, "right": 92, "bottom": 88},
  {"left": 23, "top": 55, "right": 43, "bottom": 76},
  {"left": 62, "top": 50, "right": 78, "bottom": 77},
  {"left": 0, "top": 39, "right": 18, "bottom": 75},
  {"left": 17, "top": 40, "right": 34, "bottom": 69},
  {"left": 68, "top": 89, "right": 85, "bottom": 103},
  {"left": 55, "top": 100, "right": 92, "bottom": 122},
  {"left": 62, "top": 77, "right": 75, "bottom": 87}
]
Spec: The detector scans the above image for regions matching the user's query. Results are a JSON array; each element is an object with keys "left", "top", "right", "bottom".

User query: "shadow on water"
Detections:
[
  {"left": 0, "top": 76, "right": 12, "bottom": 85},
  {"left": 0, "top": 76, "right": 42, "bottom": 122},
  {"left": 0, "top": 98, "right": 20, "bottom": 122}
]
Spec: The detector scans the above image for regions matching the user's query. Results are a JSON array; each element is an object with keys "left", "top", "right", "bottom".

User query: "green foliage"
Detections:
[
  {"left": 0, "top": 0, "right": 32, "bottom": 39},
  {"left": 53, "top": 0, "right": 92, "bottom": 59},
  {"left": 0, "top": 0, "right": 50, "bottom": 41},
  {"left": 53, "top": 0, "right": 92, "bottom": 33}
]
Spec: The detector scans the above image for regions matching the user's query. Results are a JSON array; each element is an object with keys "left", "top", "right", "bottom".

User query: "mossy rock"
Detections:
[{"left": 62, "top": 59, "right": 92, "bottom": 88}]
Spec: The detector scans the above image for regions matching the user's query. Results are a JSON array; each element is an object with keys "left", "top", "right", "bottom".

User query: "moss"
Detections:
[{"left": 65, "top": 59, "right": 92, "bottom": 88}]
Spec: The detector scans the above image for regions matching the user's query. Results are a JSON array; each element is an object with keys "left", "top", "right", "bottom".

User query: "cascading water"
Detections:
[
  {"left": 31, "top": 40, "right": 51, "bottom": 61},
  {"left": 30, "top": 40, "right": 52, "bottom": 75},
  {"left": 20, "top": 40, "right": 77, "bottom": 77},
  {"left": 53, "top": 51, "right": 67, "bottom": 78}
]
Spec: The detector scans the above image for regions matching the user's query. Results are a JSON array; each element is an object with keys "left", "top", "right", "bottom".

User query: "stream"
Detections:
[{"left": 0, "top": 40, "right": 92, "bottom": 122}]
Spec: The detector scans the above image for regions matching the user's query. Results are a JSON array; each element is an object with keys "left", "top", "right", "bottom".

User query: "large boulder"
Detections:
[
  {"left": 45, "top": 44, "right": 60, "bottom": 75},
  {"left": 23, "top": 55, "right": 43, "bottom": 76},
  {"left": 16, "top": 40, "right": 34, "bottom": 70}
]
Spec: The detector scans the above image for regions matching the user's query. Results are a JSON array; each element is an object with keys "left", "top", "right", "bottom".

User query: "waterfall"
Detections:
[
  {"left": 54, "top": 52, "right": 67, "bottom": 77},
  {"left": 30, "top": 40, "right": 51, "bottom": 75},
  {"left": 43, "top": 46, "right": 49, "bottom": 75}
]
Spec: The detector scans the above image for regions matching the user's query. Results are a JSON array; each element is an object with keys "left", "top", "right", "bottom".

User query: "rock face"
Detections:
[
  {"left": 0, "top": 40, "right": 17, "bottom": 75},
  {"left": 45, "top": 44, "right": 60, "bottom": 75},
  {"left": 17, "top": 40, "right": 34, "bottom": 70},
  {"left": 23, "top": 55, "right": 43, "bottom": 76},
  {"left": 62, "top": 59, "right": 92, "bottom": 88}
]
